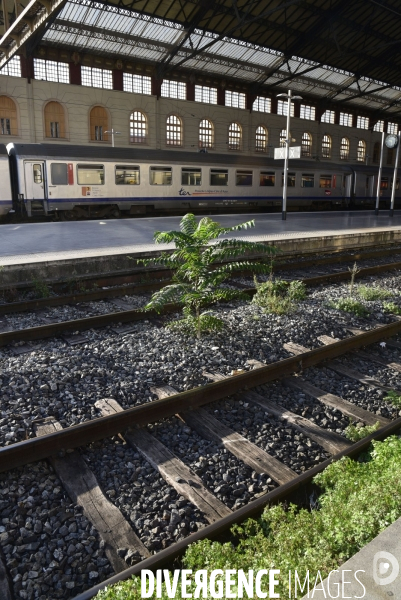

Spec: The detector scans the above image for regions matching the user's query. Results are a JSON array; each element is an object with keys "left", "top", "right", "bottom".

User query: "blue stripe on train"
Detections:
[{"left": 47, "top": 195, "right": 347, "bottom": 205}]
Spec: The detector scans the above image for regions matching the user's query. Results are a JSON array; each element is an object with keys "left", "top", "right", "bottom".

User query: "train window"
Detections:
[
  {"left": 182, "top": 168, "right": 201, "bottom": 186},
  {"left": 210, "top": 169, "right": 228, "bottom": 186},
  {"left": 150, "top": 167, "right": 172, "bottom": 185},
  {"left": 301, "top": 174, "right": 314, "bottom": 188},
  {"left": 33, "top": 164, "right": 42, "bottom": 184},
  {"left": 381, "top": 178, "right": 389, "bottom": 190},
  {"left": 51, "top": 163, "right": 68, "bottom": 185},
  {"left": 281, "top": 172, "right": 296, "bottom": 187},
  {"left": 236, "top": 170, "right": 253, "bottom": 186},
  {"left": 320, "top": 175, "right": 332, "bottom": 188},
  {"left": 260, "top": 172, "right": 275, "bottom": 186},
  {"left": 77, "top": 164, "right": 104, "bottom": 185},
  {"left": 115, "top": 166, "right": 140, "bottom": 185},
  {"left": 390, "top": 178, "right": 400, "bottom": 190}
]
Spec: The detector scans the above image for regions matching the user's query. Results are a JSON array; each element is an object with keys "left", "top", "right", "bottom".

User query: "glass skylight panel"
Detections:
[
  {"left": 123, "top": 73, "right": 151, "bottom": 95},
  {"left": 373, "top": 120, "right": 384, "bottom": 132},
  {"left": 388, "top": 122, "right": 399, "bottom": 134}
]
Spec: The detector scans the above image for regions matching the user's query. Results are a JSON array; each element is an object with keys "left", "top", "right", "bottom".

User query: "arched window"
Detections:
[
  {"left": 279, "top": 129, "right": 286, "bottom": 147},
  {"left": 90, "top": 106, "right": 108, "bottom": 141},
  {"left": 255, "top": 125, "right": 268, "bottom": 152},
  {"left": 166, "top": 115, "right": 182, "bottom": 146},
  {"left": 130, "top": 111, "right": 147, "bottom": 143},
  {"left": 340, "top": 137, "right": 350, "bottom": 160},
  {"left": 322, "top": 134, "right": 332, "bottom": 159},
  {"left": 301, "top": 132, "right": 312, "bottom": 157},
  {"left": 373, "top": 142, "right": 380, "bottom": 163},
  {"left": 199, "top": 119, "right": 214, "bottom": 149},
  {"left": 228, "top": 122, "right": 242, "bottom": 150},
  {"left": 0, "top": 95, "right": 17, "bottom": 136},
  {"left": 44, "top": 101, "right": 65, "bottom": 138},
  {"left": 357, "top": 140, "right": 366, "bottom": 162}
]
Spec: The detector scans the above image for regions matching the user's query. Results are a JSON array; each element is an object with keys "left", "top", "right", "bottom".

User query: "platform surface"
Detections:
[
  {"left": 1, "top": 210, "right": 401, "bottom": 265},
  {"left": 301, "top": 515, "right": 401, "bottom": 599}
]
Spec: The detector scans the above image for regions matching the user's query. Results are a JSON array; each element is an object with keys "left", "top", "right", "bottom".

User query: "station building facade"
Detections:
[{"left": 0, "top": 50, "right": 397, "bottom": 166}]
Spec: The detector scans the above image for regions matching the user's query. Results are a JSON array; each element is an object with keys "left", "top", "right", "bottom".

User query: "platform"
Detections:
[
  {"left": 2, "top": 210, "right": 401, "bottom": 285},
  {"left": 301, "top": 515, "right": 401, "bottom": 599}
]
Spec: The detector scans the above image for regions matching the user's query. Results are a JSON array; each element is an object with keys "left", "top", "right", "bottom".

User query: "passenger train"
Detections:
[{"left": 0, "top": 143, "right": 399, "bottom": 219}]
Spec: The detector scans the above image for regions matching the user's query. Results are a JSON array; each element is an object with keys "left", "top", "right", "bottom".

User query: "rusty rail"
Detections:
[{"left": 1, "top": 318, "right": 401, "bottom": 473}]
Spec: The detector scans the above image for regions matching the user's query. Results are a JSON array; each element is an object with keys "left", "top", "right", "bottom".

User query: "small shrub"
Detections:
[
  {"left": 288, "top": 280, "right": 307, "bottom": 301},
  {"left": 384, "top": 390, "right": 401, "bottom": 408},
  {"left": 136, "top": 214, "right": 277, "bottom": 339},
  {"left": 348, "top": 262, "right": 360, "bottom": 297},
  {"left": 252, "top": 277, "right": 306, "bottom": 315},
  {"left": 32, "top": 277, "right": 50, "bottom": 299},
  {"left": 345, "top": 421, "right": 380, "bottom": 441},
  {"left": 357, "top": 285, "right": 392, "bottom": 301},
  {"left": 383, "top": 301, "right": 401, "bottom": 315},
  {"left": 330, "top": 297, "right": 369, "bottom": 317}
]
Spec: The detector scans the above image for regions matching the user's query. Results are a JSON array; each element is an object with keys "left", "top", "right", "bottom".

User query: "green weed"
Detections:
[{"left": 330, "top": 297, "right": 369, "bottom": 317}]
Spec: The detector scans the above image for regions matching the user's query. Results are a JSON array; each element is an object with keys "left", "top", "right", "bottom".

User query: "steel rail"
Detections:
[
  {"left": 1, "top": 319, "right": 401, "bottom": 474},
  {"left": 72, "top": 412, "right": 401, "bottom": 600},
  {"left": 1, "top": 250, "right": 400, "bottom": 316},
  {"left": 1, "top": 259, "right": 401, "bottom": 346}
]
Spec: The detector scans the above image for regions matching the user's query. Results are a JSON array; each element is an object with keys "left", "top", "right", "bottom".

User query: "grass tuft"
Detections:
[{"left": 329, "top": 297, "right": 369, "bottom": 317}]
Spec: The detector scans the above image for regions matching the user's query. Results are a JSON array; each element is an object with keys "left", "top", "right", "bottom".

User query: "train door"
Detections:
[
  {"left": 343, "top": 174, "right": 352, "bottom": 206},
  {"left": 24, "top": 161, "right": 48, "bottom": 216},
  {"left": 366, "top": 175, "right": 375, "bottom": 198}
]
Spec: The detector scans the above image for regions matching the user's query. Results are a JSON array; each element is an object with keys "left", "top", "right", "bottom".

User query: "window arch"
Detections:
[
  {"left": 0, "top": 95, "right": 17, "bottom": 136},
  {"left": 357, "top": 140, "right": 366, "bottom": 162},
  {"left": 166, "top": 115, "right": 182, "bottom": 146},
  {"left": 373, "top": 141, "right": 380, "bottom": 163},
  {"left": 44, "top": 101, "right": 65, "bottom": 139},
  {"left": 199, "top": 119, "right": 214, "bottom": 149},
  {"left": 130, "top": 111, "right": 147, "bottom": 144},
  {"left": 322, "top": 134, "right": 332, "bottom": 159},
  {"left": 90, "top": 106, "right": 109, "bottom": 141},
  {"left": 340, "top": 137, "right": 350, "bottom": 160},
  {"left": 279, "top": 129, "right": 286, "bottom": 147},
  {"left": 228, "top": 122, "right": 242, "bottom": 150},
  {"left": 255, "top": 125, "right": 268, "bottom": 152},
  {"left": 301, "top": 132, "right": 312, "bottom": 157}
]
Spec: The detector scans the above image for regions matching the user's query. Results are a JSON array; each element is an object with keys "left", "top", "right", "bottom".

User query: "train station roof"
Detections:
[{"left": 1, "top": 0, "right": 401, "bottom": 116}]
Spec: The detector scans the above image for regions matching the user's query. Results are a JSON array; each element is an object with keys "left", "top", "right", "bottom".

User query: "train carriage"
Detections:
[
  {"left": 3, "top": 143, "right": 401, "bottom": 219},
  {"left": 0, "top": 144, "right": 13, "bottom": 217}
]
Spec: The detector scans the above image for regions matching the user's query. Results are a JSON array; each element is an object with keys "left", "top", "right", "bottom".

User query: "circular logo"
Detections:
[
  {"left": 373, "top": 551, "right": 399, "bottom": 586},
  {"left": 325, "top": 189, "right": 332, "bottom": 196}
]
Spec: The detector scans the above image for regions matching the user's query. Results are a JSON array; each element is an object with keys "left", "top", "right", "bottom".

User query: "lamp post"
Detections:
[
  {"left": 374, "top": 131, "right": 385, "bottom": 216},
  {"left": 390, "top": 131, "right": 401, "bottom": 217},
  {"left": 105, "top": 129, "right": 121, "bottom": 147},
  {"left": 277, "top": 90, "right": 302, "bottom": 220}
]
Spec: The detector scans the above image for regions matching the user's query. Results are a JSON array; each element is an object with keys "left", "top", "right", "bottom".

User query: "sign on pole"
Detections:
[{"left": 274, "top": 146, "right": 301, "bottom": 159}]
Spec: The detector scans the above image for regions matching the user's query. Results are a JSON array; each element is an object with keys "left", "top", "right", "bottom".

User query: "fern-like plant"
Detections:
[{"left": 136, "top": 213, "right": 277, "bottom": 338}]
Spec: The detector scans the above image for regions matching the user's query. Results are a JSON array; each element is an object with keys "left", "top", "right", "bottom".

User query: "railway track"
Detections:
[
  {"left": 1, "top": 322, "right": 401, "bottom": 599},
  {"left": 2, "top": 243, "right": 401, "bottom": 315},
  {"left": 1, "top": 256, "right": 401, "bottom": 350}
]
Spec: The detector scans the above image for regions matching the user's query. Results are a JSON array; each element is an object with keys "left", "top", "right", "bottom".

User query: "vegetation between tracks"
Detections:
[
  {"left": 252, "top": 277, "right": 307, "bottom": 315},
  {"left": 95, "top": 434, "right": 401, "bottom": 599},
  {"left": 136, "top": 214, "right": 277, "bottom": 338}
]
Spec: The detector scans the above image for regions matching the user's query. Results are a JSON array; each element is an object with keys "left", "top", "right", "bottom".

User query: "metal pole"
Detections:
[
  {"left": 282, "top": 90, "right": 292, "bottom": 221},
  {"left": 390, "top": 131, "right": 401, "bottom": 217},
  {"left": 375, "top": 130, "right": 385, "bottom": 216},
  {"left": 111, "top": 129, "right": 115, "bottom": 148}
]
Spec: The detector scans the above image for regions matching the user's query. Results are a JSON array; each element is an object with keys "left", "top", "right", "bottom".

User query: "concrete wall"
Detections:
[{"left": 0, "top": 72, "right": 385, "bottom": 165}]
